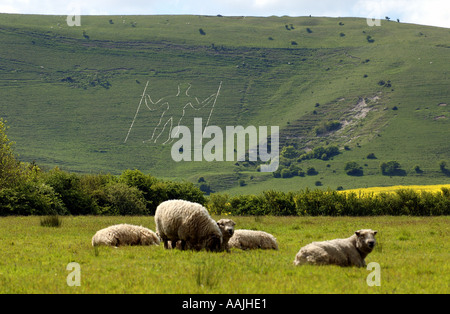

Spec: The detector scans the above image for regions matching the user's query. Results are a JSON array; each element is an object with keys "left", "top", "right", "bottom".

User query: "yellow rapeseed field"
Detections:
[{"left": 343, "top": 184, "right": 450, "bottom": 195}]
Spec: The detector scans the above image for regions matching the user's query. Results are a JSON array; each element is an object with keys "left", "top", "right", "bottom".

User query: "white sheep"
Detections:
[
  {"left": 91, "top": 223, "right": 160, "bottom": 247},
  {"left": 155, "top": 199, "right": 224, "bottom": 252},
  {"left": 171, "top": 218, "right": 236, "bottom": 252},
  {"left": 228, "top": 229, "right": 279, "bottom": 250},
  {"left": 217, "top": 218, "right": 236, "bottom": 252},
  {"left": 293, "top": 229, "right": 377, "bottom": 267}
]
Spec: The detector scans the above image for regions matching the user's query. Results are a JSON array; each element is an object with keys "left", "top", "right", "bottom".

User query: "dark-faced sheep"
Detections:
[
  {"left": 294, "top": 229, "right": 377, "bottom": 267},
  {"left": 155, "top": 200, "right": 228, "bottom": 252},
  {"left": 91, "top": 224, "right": 160, "bottom": 247}
]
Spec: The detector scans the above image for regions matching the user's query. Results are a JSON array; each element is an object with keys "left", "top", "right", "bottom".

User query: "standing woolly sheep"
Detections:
[
  {"left": 155, "top": 200, "right": 224, "bottom": 252},
  {"left": 293, "top": 229, "right": 377, "bottom": 267},
  {"left": 228, "top": 229, "right": 278, "bottom": 250},
  {"left": 171, "top": 218, "right": 236, "bottom": 252},
  {"left": 91, "top": 224, "right": 160, "bottom": 247}
]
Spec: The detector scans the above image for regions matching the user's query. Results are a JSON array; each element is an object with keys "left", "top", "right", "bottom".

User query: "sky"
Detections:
[{"left": 0, "top": 0, "right": 449, "bottom": 28}]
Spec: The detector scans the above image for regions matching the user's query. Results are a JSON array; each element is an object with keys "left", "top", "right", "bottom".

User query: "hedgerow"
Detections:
[{"left": 207, "top": 188, "right": 450, "bottom": 216}]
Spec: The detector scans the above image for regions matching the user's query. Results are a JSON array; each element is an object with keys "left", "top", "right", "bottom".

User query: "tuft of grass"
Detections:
[
  {"left": 194, "top": 260, "right": 221, "bottom": 289},
  {"left": 40, "top": 215, "right": 62, "bottom": 227}
]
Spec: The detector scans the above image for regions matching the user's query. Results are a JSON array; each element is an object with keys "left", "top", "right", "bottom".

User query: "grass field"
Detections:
[{"left": 0, "top": 215, "right": 448, "bottom": 294}]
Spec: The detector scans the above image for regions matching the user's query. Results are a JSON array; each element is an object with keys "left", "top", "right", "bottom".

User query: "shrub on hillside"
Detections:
[
  {"left": 380, "top": 161, "right": 406, "bottom": 176},
  {"left": 345, "top": 162, "right": 364, "bottom": 176},
  {"left": 299, "top": 146, "right": 340, "bottom": 161},
  {"left": 314, "top": 121, "right": 342, "bottom": 136},
  {"left": 439, "top": 161, "right": 450, "bottom": 175},
  {"left": 306, "top": 167, "right": 318, "bottom": 176},
  {"left": 281, "top": 146, "right": 298, "bottom": 159}
]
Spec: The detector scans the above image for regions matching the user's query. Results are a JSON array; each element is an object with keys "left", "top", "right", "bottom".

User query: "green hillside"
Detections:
[{"left": 0, "top": 14, "right": 449, "bottom": 194}]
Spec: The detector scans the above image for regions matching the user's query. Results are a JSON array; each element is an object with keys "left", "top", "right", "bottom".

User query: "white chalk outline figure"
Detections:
[{"left": 124, "top": 81, "right": 222, "bottom": 145}]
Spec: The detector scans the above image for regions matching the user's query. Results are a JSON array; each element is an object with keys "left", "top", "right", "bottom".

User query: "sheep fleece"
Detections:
[
  {"left": 155, "top": 200, "right": 222, "bottom": 251},
  {"left": 228, "top": 229, "right": 278, "bottom": 250},
  {"left": 91, "top": 224, "right": 160, "bottom": 247},
  {"left": 294, "top": 229, "right": 377, "bottom": 267}
]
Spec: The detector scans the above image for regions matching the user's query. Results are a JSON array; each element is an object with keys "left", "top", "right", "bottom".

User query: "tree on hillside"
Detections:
[
  {"left": 345, "top": 162, "right": 363, "bottom": 176},
  {"left": 439, "top": 161, "right": 450, "bottom": 176},
  {"left": 380, "top": 161, "right": 406, "bottom": 176},
  {"left": 0, "top": 119, "right": 26, "bottom": 188},
  {"left": 281, "top": 146, "right": 298, "bottom": 159}
]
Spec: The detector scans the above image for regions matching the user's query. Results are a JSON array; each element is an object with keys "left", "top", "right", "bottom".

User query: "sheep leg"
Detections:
[{"left": 161, "top": 236, "right": 170, "bottom": 249}]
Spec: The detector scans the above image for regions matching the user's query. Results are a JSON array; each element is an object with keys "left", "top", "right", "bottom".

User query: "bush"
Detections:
[
  {"left": 260, "top": 190, "right": 296, "bottom": 216},
  {"left": 207, "top": 193, "right": 231, "bottom": 215},
  {"left": 307, "top": 167, "right": 318, "bottom": 176},
  {"left": 439, "top": 161, "right": 449, "bottom": 175},
  {"left": 414, "top": 165, "right": 423, "bottom": 174},
  {"left": 229, "top": 194, "right": 264, "bottom": 216},
  {"left": 43, "top": 168, "right": 97, "bottom": 215},
  {"left": 0, "top": 119, "right": 27, "bottom": 189},
  {"left": 99, "top": 183, "right": 148, "bottom": 215},
  {"left": 199, "top": 182, "right": 212, "bottom": 194},
  {"left": 165, "top": 181, "right": 205, "bottom": 205},
  {"left": 299, "top": 145, "right": 340, "bottom": 161},
  {"left": 0, "top": 181, "right": 67, "bottom": 216},
  {"left": 380, "top": 161, "right": 406, "bottom": 176},
  {"left": 315, "top": 121, "right": 342, "bottom": 136},
  {"left": 281, "top": 169, "right": 293, "bottom": 178},
  {"left": 281, "top": 146, "right": 298, "bottom": 159},
  {"left": 345, "top": 162, "right": 364, "bottom": 176}
]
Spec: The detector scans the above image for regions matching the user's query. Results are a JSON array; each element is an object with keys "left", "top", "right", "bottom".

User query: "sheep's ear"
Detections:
[
  {"left": 355, "top": 230, "right": 361, "bottom": 237},
  {"left": 373, "top": 230, "right": 378, "bottom": 235}
]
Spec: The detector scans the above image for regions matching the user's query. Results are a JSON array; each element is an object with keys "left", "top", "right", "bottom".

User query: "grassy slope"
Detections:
[
  {"left": 0, "top": 216, "right": 448, "bottom": 293},
  {"left": 0, "top": 14, "right": 449, "bottom": 193}
]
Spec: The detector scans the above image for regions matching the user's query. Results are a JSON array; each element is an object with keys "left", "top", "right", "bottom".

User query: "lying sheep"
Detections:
[
  {"left": 228, "top": 229, "right": 278, "bottom": 250},
  {"left": 91, "top": 224, "right": 160, "bottom": 247},
  {"left": 155, "top": 199, "right": 225, "bottom": 252},
  {"left": 293, "top": 229, "right": 377, "bottom": 267}
]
